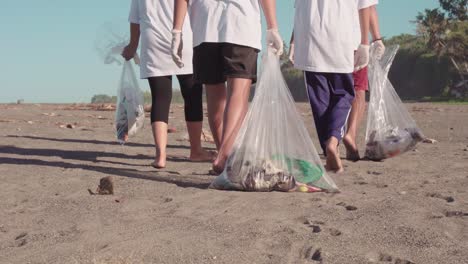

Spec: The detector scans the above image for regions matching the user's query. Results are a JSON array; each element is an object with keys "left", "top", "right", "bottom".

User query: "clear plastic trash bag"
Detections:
[
  {"left": 95, "top": 22, "right": 144, "bottom": 144},
  {"left": 115, "top": 61, "right": 145, "bottom": 144},
  {"left": 365, "top": 45, "right": 424, "bottom": 161},
  {"left": 210, "top": 49, "right": 338, "bottom": 193}
]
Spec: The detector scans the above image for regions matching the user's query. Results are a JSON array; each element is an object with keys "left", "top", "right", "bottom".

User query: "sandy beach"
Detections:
[{"left": 0, "top": 102, "right": 467, "bottom": 264}]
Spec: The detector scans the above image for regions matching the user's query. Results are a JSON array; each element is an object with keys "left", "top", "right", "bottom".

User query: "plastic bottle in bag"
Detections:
[{"left": 210, "top": 49, "right": 338, "bottom": 193}]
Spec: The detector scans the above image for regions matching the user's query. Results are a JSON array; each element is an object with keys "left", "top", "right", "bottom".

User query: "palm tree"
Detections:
[{"left": 416, "top": 8, "right": 467, "bottom": 96}]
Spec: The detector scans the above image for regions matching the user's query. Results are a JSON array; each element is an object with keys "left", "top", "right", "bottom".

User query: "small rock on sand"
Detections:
[
  {"left": 310, "top": 225, "right": 321, "bottom": 233},
  {"left": 345, "top": 205, "right": 358, "bottom": 211}
]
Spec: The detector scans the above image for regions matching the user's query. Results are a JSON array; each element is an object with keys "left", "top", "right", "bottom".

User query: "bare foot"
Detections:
[
  {"left": 211, "top": 157, "right": 226, "bottom": 175},
  {"left": 343, "top": 134, "right": 360, "bottom": 162},
  {"left": 190, "top": 149, "right": 217, "bottom": 162},
  {"left": 151, "top": 151, "right": 166, "bottom": 169},
  {"left": 325, "top": 141, "right": 344, "bottom": 173}
]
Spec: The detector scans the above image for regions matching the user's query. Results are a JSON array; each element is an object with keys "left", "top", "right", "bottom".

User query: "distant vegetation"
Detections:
[{"left": 91, "top": 90, "right": 185, "bottom": 104}]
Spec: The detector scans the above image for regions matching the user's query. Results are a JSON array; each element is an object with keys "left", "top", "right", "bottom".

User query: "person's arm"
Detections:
[
  {"left": 260, "top": 0, "right": 283, "bottom": 55},
  {"left": 370, "top": 6, "right": 381, "bottom": 41},
  {"left": 358, "top": 7, "right": 371, "bottom": 45},
  {"left": 260, "top": 0, "right": 278, "bottom": 29},
  {"left": 370, "top": 5, "right": 385, "bottom": 60},
  {"left": 289, "top": 30, "right": 295, "bottom": 63},
  {"left": 354, "top": 6, "right": 371, "bottom": 71},
  {"left": 173, "top": 0, "right": 188, "bottom": 30},
  {"left": 122, "top": 0, "right": 141, "bottom": 62},
  {"left": 171, "top": 0, "right": 189, "bottom": 67}
]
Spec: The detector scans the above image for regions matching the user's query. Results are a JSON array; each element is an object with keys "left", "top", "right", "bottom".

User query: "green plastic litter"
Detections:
[{"left": 271, "top": 155, "right": 323, "bottom": 183}]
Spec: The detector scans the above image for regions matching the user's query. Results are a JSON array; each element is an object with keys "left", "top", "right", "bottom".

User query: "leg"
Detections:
[
  {"left": 177, "top": 74, "right": 215, "bottom": 161},
  {"left": 212, "top": 78, "right": 252, "bottom": 172},
  {"left": 304, "top": 71, "right": 331, "bottom": 155},
  {"left": 326, "top": 73, "right": 355, "bottom": 173},
  {"left": 344, "top": 67, "right": 368, "bottom": 161},
  {"left": 192, "top": 43, "right": 225, "bottom": 150},
  {"left": 205, "top": 84, "right": 226, "bottom": 150},
  {"left": 148, "top": 76, "right": 172, "bottom": 168}
]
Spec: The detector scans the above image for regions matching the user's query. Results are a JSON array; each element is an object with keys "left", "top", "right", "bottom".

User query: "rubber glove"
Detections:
[
  {"left": 267, "top": 28, "right": 284, "bottom": 56},
  {"left": 171, "top": 29, "right": 184, "bottom": 68},
  {"left": 373, "top": 39, "right": 386, "bottom": 60},
  {"left": 289, "top": 43, "right": 295, "bottom": 64},
  {"left": 354, "top": 44, "right": 370, "bottom": 72}
]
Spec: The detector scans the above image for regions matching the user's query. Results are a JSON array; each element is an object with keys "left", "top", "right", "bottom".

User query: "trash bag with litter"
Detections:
[
  {"left": 210, "top": 49, "right": 338, "bottom": 193},
  {"left": 95, "top": 22, "right": 144, "bottom": 144},
  {"left": 365, "top": 45, "right": 424, "bottom": 161}
]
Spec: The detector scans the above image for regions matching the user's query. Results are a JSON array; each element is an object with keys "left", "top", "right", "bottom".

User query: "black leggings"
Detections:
[{"left": 147, "top": 74, "right": 203, "bottom": 124}]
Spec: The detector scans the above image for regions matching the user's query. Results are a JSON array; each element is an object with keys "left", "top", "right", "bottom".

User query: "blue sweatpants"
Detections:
[{"left": 304, "top": 71, "right": 355, "bottom": 154}]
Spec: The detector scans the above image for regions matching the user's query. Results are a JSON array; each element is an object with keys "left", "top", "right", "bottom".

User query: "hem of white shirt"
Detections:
[
  {"left": 140, "top": 69, "right": 194, "bottom": 79},
  {"left": 193, "top": 40, "right": 262, "bottom": 51},
  {"left": 128, "top": 18, "right": 140, "bottom": 24},
  {"left": 293, "top": 64, "right": 353, "bottom": 74}
]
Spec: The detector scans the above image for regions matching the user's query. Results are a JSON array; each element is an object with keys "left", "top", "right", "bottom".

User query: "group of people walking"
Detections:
[{"left": 121, "top": 0, "right": 385, "bottom": 174}]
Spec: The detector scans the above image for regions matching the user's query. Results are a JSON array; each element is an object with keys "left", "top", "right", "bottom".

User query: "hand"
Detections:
[
  {"left": 122, "top": 44, "right": 137, "bottom": 61},
  {"left": 288, "top": 43, "right": 295, "bottom": 64},
  {"left": 171, "top": 29, "right": 184, "bottom": 68},
  {"left": 267, "top": 28, "right": 284, "bottom": 56},
  {"left": 373, "top": 39, "right": 385, "bottom": 60},
  {"left": 354, "top": 44, "right": 370, "bottom": 72}
]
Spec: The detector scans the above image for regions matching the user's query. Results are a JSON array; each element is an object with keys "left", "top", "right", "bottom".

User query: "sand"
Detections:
[{"left": 0, "top": 103, "right": 467, "bottom": 264}]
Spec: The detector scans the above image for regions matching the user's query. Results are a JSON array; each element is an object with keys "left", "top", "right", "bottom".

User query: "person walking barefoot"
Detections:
[
  {"left": 122, "top": 0, "right": 214, "bottom": 169},
  {"left": 291, "top": 0, "right": 374, "bottom": 173},
  {"left": 172, "top": 0, "right": 284, "bottom": 174},
  {"left": 343, "top": 3, "right": 386, "bottom": 161}
]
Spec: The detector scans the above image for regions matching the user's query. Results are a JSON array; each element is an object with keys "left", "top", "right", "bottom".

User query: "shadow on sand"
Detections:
[
  {"left": 6, "top": 135, "right": 191, "bottom": 149},
  {"left": 0, "top": 144, "right": 214, "bottom": 189}
]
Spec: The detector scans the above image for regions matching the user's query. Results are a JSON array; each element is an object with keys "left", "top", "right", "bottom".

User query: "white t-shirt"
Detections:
[
  {"left": 293, "top": 0, "right": 378, "bottom": 73},
  {"left": 129, "top": 0, "right": 193, "bottom": 78},
  {"left": 188, "top": 0, "right": 262, "bottom": 50}
]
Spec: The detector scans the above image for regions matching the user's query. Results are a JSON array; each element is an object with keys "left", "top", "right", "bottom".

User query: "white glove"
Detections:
[
  {"left": 266, "top": 28, "right": 284, "bottom": 56},
  {"left": 373, "top": 39, "right": 386, "bottom": 60},
  {"left": 288, "top": 43, "right": 295, "bottom": 64},
  {"left": 171, "top": 29, "right": 184, "bottom": 68},
  {"left": 354, "top": 44, "right": 370, "bottom": 72}
]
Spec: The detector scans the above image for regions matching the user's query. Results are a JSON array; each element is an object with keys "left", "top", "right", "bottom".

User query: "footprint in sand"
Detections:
[
  {"left": 378, "top": 253, "right": 415, "bottom": 264},
  {"left": 304, "top": 219, "right": 323, "bottom": 233},
  {"left": 15, "top": 232, "right": 28, "bottom": 247},
  {"left": 329, "top": 228, "right": 342, "bottom": 236},
  {"left": 427, "top": 193, "right": 455, "bottom": 203},
  {"left": 445, "top": 210, "right": 468, "bottom": 217},
  {"left": 336, "top": 202, "right": 358, "bottom": 211}
]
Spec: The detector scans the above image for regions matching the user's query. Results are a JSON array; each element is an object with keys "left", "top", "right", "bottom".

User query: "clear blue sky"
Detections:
[{"left": 0, "top": 0, "right": 439, "bottom": 103}]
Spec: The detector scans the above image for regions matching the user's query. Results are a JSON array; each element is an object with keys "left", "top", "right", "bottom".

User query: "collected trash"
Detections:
[
  {"left": 95, "top": 22, "right": 145, "bottom": 144},
  {"left": 422, "top": 138, "right": 437, "bottom": 144},
  {"left": 114, "top": 62, "right": 145, "bottom": 143},
  {"left": 210, "top": 49, "right": 338, "bottom": 192},
  {"left": 88, "top": 176, "right": 114, "bottom": 195},
  {"left": 365, "top": 45, "right": 424, "bottom": 161}
]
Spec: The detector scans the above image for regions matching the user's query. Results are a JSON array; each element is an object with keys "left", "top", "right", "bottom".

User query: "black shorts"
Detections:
[{"left": 193, "top": 42, "right": 259, "bottom": 84}]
